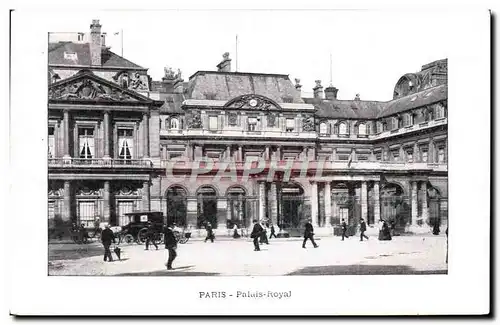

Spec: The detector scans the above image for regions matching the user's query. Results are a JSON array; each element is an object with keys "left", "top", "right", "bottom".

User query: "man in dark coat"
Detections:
[
  {"left": 250, "top": 219, "right": 263, "bottom": 251},
  {"left": 359, "top": 218, "right": 369, "bottom": 241},
  {"left": 341, "top": 219, "right": 349, "bottom": 241},
  {"left": 101, "top": 224, "right": 115, "bottom": 262},
  {"left": 204, "top": 221, "right": 214, "bottom": 243},
  {"left": 164, "top": 224, "right": 178, "bottom": 270},
  {"left": 269, "top": 223, "right": 277, "bottom": 239},
  {"left": 302, "top": 219, "right": 318, "bottom": 248},
  {"left": 145, "top": 222, "right": 158, "bottom": 250},
  {"left": 259, "top": 221, "right": 269, "bottom": 245}
]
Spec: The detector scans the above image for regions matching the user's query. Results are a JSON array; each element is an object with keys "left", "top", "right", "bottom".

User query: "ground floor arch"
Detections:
[
  {"left": 278, "top": 182, "right": 305, "bottom": 229},
  {"left": 196, "top": 185, "right": 218, "bottom": 228},
  {"left": 166, "top": 185, "right": 188, "bottom": 227}
]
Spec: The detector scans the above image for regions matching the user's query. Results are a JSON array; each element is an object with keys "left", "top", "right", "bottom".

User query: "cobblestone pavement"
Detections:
[{"left": 48, "top": 235, "right": 448, "bottom": 276}]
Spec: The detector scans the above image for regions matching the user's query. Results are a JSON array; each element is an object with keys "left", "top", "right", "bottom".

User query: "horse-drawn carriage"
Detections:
[{"left": 116, "top": 211, "right": 191, "bottom": 245}]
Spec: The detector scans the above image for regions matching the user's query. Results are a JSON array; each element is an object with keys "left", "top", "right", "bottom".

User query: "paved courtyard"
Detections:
[{"left": 48, "top": 235, "right": 448, "bottom": 276}]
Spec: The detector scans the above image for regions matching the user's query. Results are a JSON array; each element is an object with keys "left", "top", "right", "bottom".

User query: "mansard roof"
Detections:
[
  {"left": 310, "top": 98, "right": 384, "bottom": 119},
  {"left": 185, "top": 71, "right": 304, "bottom": 104},
  {"left": 49, "top": 42, "right": 146, "bottom": 69},
  {"left": 159, "top": 93, "right": 185, "bottom": 113},
  {"left": 377, "top": 84, "right": 447, "bottom": 118}
]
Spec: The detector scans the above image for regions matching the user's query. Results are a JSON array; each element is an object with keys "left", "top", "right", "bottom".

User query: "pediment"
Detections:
[
  {"left": 224, "top": 94, "right": 281, "bottom": 110},
  {"left": 48, "top": 71, "right": 151, "bottom": 103}
]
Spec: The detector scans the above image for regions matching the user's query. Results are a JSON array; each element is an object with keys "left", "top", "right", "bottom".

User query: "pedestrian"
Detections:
[
  {"left": 145, "top": 222, "right": 158, "bottom": 250},
  {"left": 377, "top": 219, "right": 384, "bottom": 240},
  {"left": 232, "top": 223, "right": 241, "bottom": 239},
  {"left": 269, "top": 223, "right": 277, "bottom": 239},
  {"left": 204, "top": 221, "right": 214, "bottom": 243},
  {"left": 432, "top": 219, "right": 440, "bottom": 235},
  {"left": 341, "top": 218, "right": 349, "bottom": 241},
  {"left": 259, "top": 221, "right": 269, "bottom": 245},
  {"left": 359, "top": 218, "right": 369, "bottom": 241},
  {"left": 302, "top": 218, "right": 318, "bottom": 248},
  {"left": 164, "top": 224, "right": 178, "bottom": 270},
  {"left": 381, "top": 220, "right": 392, "bottom": 241},
  {"left": 79, "top": 223, "right": 89, "bottom": 244},
  {"left": 101, "top": 224, "right": 115, "bottom": 262},
  {"left": 250, "top": 219, "right": 263, "bottom": 251}
]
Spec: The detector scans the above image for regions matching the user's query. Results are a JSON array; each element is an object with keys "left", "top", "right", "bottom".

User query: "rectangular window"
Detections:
[
  {"left": 168, "top": 151, "right": 183, "bottom": 159},
  {"left": 337, "top": 154, "right": 350, "bottom": 161},
  {"left": 357, "top": 154, "right": 369, "bottom": 161},
  {"left": 438, "top": 147, "right": 445, "bottom": 162},
  {"left": 78, "top": 127, "right": 94, "bottom": 159},
  {"left": 48, "top": 127, "right": 55, "bottom": 158},
  {"left": 117, "top": 200, "right": 135, "bottom": 226},
  {"left": 406, "top": 150, "right": 414, "bottom": 162},
  {"left": 209, "top": 116, "right": 218, "bottom": 130},
  {"left": 391, "top": 150, "right": 400, "bottom": 161},
  {"left": 286, "top": 118, "right": 295, "bottom": 132},
  {"left": 78, "top": 200, "right": 96, "bottom": 228},
  {"left": 248, "top": 117, "right": 258, "bottom": 131},
  {"left": 118, "top": 128, "right": 134, "bottom": 160},
  {"left": 421, "top": 149, "right": 428, "bottom": 162},
  {"left": 375, "top": 152, "right": 382, "bottom": 161}
]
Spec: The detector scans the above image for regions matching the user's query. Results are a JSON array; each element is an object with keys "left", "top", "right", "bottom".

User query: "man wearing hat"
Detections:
[
  {"left": 164, "top": 224, "right": 178, "bottom": 270},
  {"left": 101, "top": 224, "right": 115, "bottom": 262}
]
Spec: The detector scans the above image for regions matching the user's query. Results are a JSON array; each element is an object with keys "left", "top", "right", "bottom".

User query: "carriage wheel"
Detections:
[
  {"left": 153, "top": 233, "right": 163, "bottom": 245},
  {"left": 137, "top": 228, "right": 148, "bottom": 244},
  {"left": 123, "top": 234, "right": 134, "bottom": 244}
]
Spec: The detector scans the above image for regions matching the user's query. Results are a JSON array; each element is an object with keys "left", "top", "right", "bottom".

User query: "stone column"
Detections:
[
  {"left": 226, "top": 197, "right": 232, "bottom": 222},
  {"left": 63, "top": 180, "right": 71, "bottom": 222},
  {"left": 226, "top": 145, "right": 231, "bottom": 160},
  {"left": 311, "top": 182, "right": 319, "bottom": 227},
  {"left": 63, "top": 110, "right": 70, "bottom": 159},
  {"left": 429, "top": 139, "right": 435, "bottom": 163},
  {"left": 142, "top": 181, "right": 150, "bottom": 211},
  {"left": 276, "top": 146, "right": 282, "bottom": 161},
  {"left": 324, "top": 181, "right": 332, "bottom": 227},
  {"left": 421, "top": 181, "right": 428, "bottom": 223},
  {"left": 258, "top": 182, "right": 267, "bottom": 220},
  {"left": 361, "top": 181, "right": 368, "bottom": 223},
  {"left": 411, "top": 181, "right": 418, "bottom": 226},
  {"left": 143, "top": 113, "right": 150, "bottom": 158},
  {"left": 270, "top": 182, "right": 278, "bottom": 225},
  {"left": 265, "top": 146, "right": 270, "bottom": 160},
  {"left": 103, "top": 181, "right": 110, "bottom": 223},
  {"left": 238, "top": 146, "right": 243, "bottom": 162},
  {"left": 103, "top": 111, "right": 110, "bottom": 159},
  {"left": 373, "top": 181, "right": 380, "bottom": 224}
]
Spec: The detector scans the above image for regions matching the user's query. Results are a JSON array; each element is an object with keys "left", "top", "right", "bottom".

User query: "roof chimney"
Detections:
[
  {"left": 324, "top": 86, "right": 339, "bottom": 100},
  {"left": 294, "top": 78, "right": 302, "bottom": 95},
  {"left": 354, "top": 93, "right": 361, "bottom": 101},
  {"left": 90, "top": 19, "right": 102, "bottom": 66},
  {"left": 313, "top": 80, "right": 324, "bottom": 99},
  {"left": 217, "top": 52, "right": 232, "bottom": 72}
]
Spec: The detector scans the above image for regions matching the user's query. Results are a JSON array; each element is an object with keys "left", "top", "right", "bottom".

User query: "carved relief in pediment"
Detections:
[
  {"left": 49, "top": 78, "right": 137, "bottom": 102},
  {"left": 225, "top": 94, "right": 281, "bottom": 110}
]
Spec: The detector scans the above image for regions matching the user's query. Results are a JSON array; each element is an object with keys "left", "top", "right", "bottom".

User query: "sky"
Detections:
[{"left": 48, "top": 10, "right": 452, "bottom": 101}]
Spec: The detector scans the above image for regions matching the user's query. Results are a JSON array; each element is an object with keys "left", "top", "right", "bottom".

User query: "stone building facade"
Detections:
[{"left": 48, "top": 20, "right": 448, "bottom": 235}]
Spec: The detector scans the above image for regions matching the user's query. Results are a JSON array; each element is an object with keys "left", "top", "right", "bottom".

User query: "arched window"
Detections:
[
  {"left": 435, "top": 104, "right": 445, "bottom": 119},
  {"left": 358, "top": 123, "right": 366, "bottom": 136},
  {"left": 338, "top": 122, "right": 348, "bottom": 136},
  {"left": 170, "top": 117, "right": 179, "bottom": 129},
  {"left": 319, "top": 122, "right": 328, "bottom": 135}
]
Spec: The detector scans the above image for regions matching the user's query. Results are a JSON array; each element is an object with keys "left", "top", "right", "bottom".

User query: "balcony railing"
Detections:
[
  {"left": 160, "top": 158, "right": 447, "bottom": 172},
  {"left": 48, "top": 158, "right": 153, "bottom": 168}
]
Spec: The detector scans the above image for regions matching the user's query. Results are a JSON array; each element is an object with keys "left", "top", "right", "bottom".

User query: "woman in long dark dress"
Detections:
[
  {"left": 382, "top": 221, "right": 392, "bottom": 241},
  {"left": 232, "top": 224, "right": 241, "bottom": 239}
]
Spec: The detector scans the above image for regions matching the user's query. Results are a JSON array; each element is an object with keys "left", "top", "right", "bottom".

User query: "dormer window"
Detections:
[
  {"left": 357, "top": 123, "right": 367, "bottom": 137},
  {"left": 248, "top": 117, "right": 259, "bottom": 132},
  {"left": 319, "top": 122, "right": 328, "bottom": 135},
  {"left": 435, "top": 104, "right": 445, "bottom": 119},
  {"left": 338, "top": 122, "right": 348, "bottom": 136},
  {"left": 285, "top": 118, "right": 295, "bottom": 132}
]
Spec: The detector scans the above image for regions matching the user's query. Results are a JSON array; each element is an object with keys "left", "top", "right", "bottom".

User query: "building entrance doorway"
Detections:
[
  {"left": 279, "top": 183, "right": 304, "bottom": 229},
  {"left": 197, "top": 186, "right": 218, "bottom": 229},
  {"left": 166, "top": 186, "right": 187, "bottom": 227}
]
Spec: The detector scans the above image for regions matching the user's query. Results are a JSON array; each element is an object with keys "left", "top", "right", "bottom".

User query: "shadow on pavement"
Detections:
[
  {"left": 286, "top": 264, "right": 448, "bottom": 275},
  {"left": 49, "top": 245, "right": 105, "bottom": 261}
]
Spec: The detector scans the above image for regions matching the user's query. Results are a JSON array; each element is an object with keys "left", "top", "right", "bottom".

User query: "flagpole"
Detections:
[
  {"left": 121, "top": 29, "right": 123, "bottom": 57},
  {"left": 235, "top": 34, "right": 238, "bottom": 72}
]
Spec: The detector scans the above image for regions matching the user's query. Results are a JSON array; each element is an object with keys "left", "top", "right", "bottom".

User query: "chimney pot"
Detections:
[
  {"left": 313, "top": 80, "right": 324, "bottom": 99},
  {"left": 90, "top": 19, "right": 102, "bottom": 66},
  {"left": 217, "top": 52, "right": 232, "bottom": 72},
  {"left": 324, "top": 86, "right": 339, "bottom": 100}
]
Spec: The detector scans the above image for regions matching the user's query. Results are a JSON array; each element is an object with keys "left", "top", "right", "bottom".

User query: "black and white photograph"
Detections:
[{"left": 7, "top": 5, "right": 491, "bottom": 316}]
